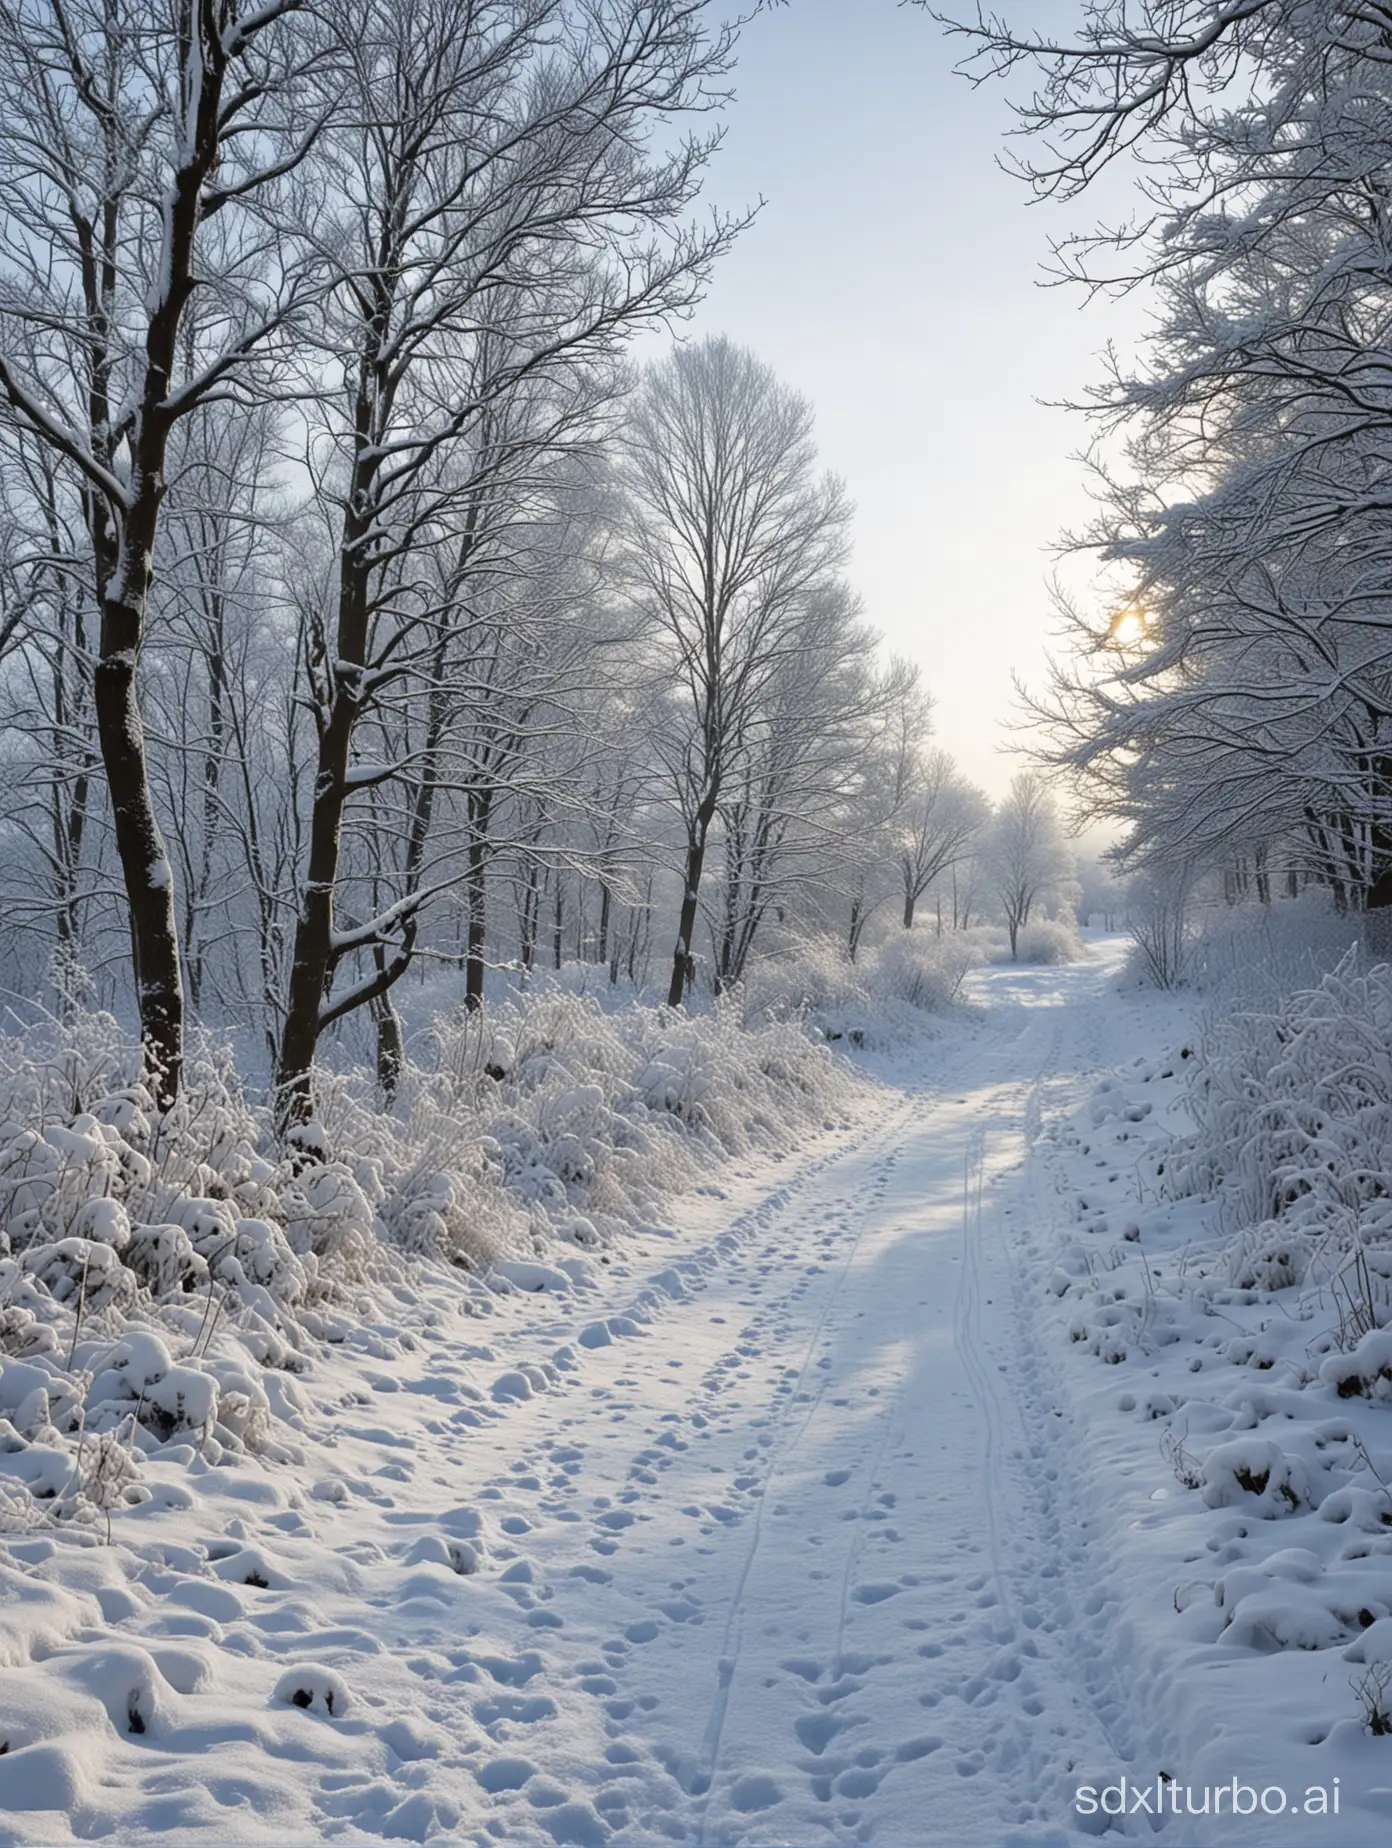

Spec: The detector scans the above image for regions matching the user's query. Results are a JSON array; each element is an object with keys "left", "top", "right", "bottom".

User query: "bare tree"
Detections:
[
  {"left": 622, "top": 336, "right": 853, "bottom": 1007},
  {"left": 987, "top": 772, "right": 1071, "bottom": 958},
  {"left": 0, "top": 0, "right": 320, "bottom": 1104},
  {"left": 708, "top": 581, "right": 891, "bottom": 990},
  {"left": 272, "top": 0, "right": 744, "bottom": 1127},
  {"left": 897, "top": 746, "right": 990, "bottom": 930}
]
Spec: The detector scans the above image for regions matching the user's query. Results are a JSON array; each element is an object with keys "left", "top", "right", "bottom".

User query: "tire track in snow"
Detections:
[
  {"left": 984, "top": 984, "right": 1164, "bottom": 1828},
  {"left": 690, "top": 1093, "right": 924, "bottom": 1839},
  {"left": 953, "top": 1016, "right": 1065, "bottom": 1642}
]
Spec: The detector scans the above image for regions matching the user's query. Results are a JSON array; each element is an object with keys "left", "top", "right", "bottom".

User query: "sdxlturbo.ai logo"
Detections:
[{"left": 1075, "top": 1776, "right": 1341, "bottom": 1819}]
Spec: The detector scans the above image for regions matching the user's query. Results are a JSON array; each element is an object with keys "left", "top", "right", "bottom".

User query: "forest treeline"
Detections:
[
  {"left": 939, "top": 0, "right": 1392, "bottom": 925},
  {"left": 0, "top": 0, "right": 1083, "bottom": 1125}
]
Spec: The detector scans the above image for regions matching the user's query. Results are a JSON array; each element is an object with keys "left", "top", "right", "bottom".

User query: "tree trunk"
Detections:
[
  {"left": 903, "top": 890, "right": 915, "bottom": 930},
  {"left": 465, "top": 825, "right": 488, "bottom": 1011},
  {"left": 553, "top": 873, "right": 564, "bottom": 971},
  {"left": 96, "top": 579, "right": 184, "bottom": 1108},
  {"left": 275, "top": 277, "right": 398, "bottom": 1130},
  {"left": 597, "top": 880, "right": 611, "bottom": 966},
  {"left": 519, "top": 864, "right": 539, "bottom": 973},
  {"left": 276, "top": 496, "right": 374, "bottom": 1125},
  {"left": 372, "top": 984, "right": 404, "bottom": 1104},
  {"left": 629, "top": 871, "right": 653, "bottom": 986},
  {"left": 667, "top": 808, "right": 714, "bottom": 1007}
]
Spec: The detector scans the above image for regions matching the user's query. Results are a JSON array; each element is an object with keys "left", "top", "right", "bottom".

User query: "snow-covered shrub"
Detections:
[
  {"left": 1165, "top": 953, "right": 1392, "bottom": 1308},
  {"left": 974, "top": 918, "right": 1082, "bottom": 965},
  {"left": 387, "top": 988, "right": 857, "bottom": 1234},
  {"left": 1201, "top": 1437, "right": 1314, "bottom": 1516},
  {"left": 871, "top": 931, "right": 980, "bottom": 1007},
  {"left": 122, "top": 1222, "right": 206, "bottom": 1298},
  {"left": 1015, "top": 918, "right": 1083, "bottom": 964},
  {"left": 1184, "top": 892, "right": 1363, "bottom": 1003},
  {"left": 0, "top": 972, "right": 867, "bottom": 1526},
  {"left": 384, "top": 1164, "right": 520, "bottom": 1269},
  {"left": 1226, "top": 1227, "right": 1312, "bottom": 1293},
  {"left": 1320, "top": 1330, "right": 1392, "bottom": 1404},
  {"left": 198, "top": 1359, "right": 272, "bottom": 1452},
  {"left": 280, "top": 1162, "right": 377, "bottom": 1277},
  {"left": 1125, "top": 868, "right": 1196, "bottom": 989},
  {"left": 738, "top": 937, "right": 876, "bottom": 1042},
  {"left": 738, "top": 930, "right": 978, "bottom": 1045},
  {"left": 21, "top": 1238, "right": 135, "bottom": 1317}
]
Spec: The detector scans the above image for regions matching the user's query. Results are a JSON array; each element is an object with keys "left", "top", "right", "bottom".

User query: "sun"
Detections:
[{"left": 1109, "top": 605, "right": 1147, "bottom": 646}]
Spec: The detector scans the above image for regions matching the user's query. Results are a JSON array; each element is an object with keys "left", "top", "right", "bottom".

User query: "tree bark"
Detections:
[
  {"left": 372, "top": 979, "right": 404, "bottom": 1104},
  {"left": 464, "top": 790, "right": 493, "bottom": 1011},
  {"left": 597, "top": 878, "right": 614, "bottom": 969},
  {"left": 275, "top": 495, "right": 373, "bottom": 1126},
  {"left": 667, "top": 801, "right": 716, "bottom": 1007},
  {"left": 847, "top": 891, "right": 863, "bottom": 962},
  {"left": 96, "top": 583, "right": 184, "bottom": 1104}
]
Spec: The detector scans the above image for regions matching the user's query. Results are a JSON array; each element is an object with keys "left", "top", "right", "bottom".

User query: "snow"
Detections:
[{"left": 3, "top": 935, "right": 1392, "bottom": 1842}]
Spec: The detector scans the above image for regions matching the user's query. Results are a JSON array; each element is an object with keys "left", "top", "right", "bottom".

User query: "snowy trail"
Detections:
[{"left": 1, "top": 947, "right": 1147, "bottom": 1848}]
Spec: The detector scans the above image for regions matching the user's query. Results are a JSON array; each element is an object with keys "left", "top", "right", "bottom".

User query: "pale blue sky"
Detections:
[{"left": 672, "top": 0, "right": 1150, "bottom": 797}]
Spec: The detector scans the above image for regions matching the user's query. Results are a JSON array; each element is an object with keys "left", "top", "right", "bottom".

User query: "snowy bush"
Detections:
[
  {"left": 1320, "top": 1330, "right": 1392, "bottom": 1404},
  {"left": 1201, "top": 1437, "right": 1314, "bottom": 1516},
  {"left": 871, "top": 931, "right": 981, "bottom": 1007},
  {"left": 0, "top": 981, "right": 868, "bottom": 1530},
  {"left": 974, "top": 919, "right": 1082, "bottom": 966},
  {"left": 738, "top": 930, "right": 978, "bottom": 1045},
  {"left": 1125, "top": 867, "right": 1196, "bottom": 989},
  {"left": 1184, "top": 893, "right": 1363, "bottom": 1003},
  {"left": 1165, "top": 953, "right": 1392, "bottom": 1309},
  {"left": 738, "top": 936, "right": 876, "bottom": 1043}
]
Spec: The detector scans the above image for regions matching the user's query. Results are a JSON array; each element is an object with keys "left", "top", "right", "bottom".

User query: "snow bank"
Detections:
[
  {"left": 1035, "top": 965, "right": 1392, "bottom": 1805},
  {"left": 0, "top": 992, "right": 863, "bottom": 1535}
]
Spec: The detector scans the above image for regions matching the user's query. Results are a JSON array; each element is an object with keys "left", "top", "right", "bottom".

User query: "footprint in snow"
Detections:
[
  {"left": 472, "top": 1693, "right": 556, "bottom": 1726},
  {"left": 475, "top": 1756, "right": 536, "bottom": 1793},
  {"left": 729, "top": 1773, "right": 782, "bottom": 1813}
]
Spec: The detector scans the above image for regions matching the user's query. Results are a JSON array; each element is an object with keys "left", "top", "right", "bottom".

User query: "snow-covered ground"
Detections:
[{"left": 3, "top": 937, "right": 1392, "bottom": 1846}]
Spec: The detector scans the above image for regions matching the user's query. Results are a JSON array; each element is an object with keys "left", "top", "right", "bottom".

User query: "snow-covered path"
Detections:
[{"left": 2, "top": 947, "right": 1150, "bottom": 1848}]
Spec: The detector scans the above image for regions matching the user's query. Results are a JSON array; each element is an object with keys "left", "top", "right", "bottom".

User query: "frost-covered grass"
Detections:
[
  {"left": 1037, "top": 924, "right": 1392, "bottom": 1781},
  {"left": 1165, "top": 952, "right": 1392, "bottom": 1311},
  {"left": 0, "top": 990, "right": 862, "bottom": 1536},
  {"left": 1184, "top": 892, "right": 1365, "bottom": 999}
]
